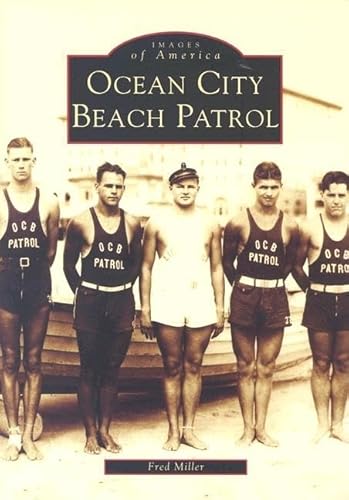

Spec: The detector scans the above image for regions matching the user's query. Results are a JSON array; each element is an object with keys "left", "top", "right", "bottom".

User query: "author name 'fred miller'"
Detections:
[
  {"left": 71, "top": 71, "right": 279, "bottom": 130},
  {"left": 148, "top": 460, "right": 205, "bottom": 472}
]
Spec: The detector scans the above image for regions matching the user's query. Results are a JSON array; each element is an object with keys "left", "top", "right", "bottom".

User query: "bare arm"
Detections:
[
  {"left": 283, "top": 220, "right": 299, "bottom": 280},
  {"left": 210, "top": 223, "right": 225, "bottom": 338},
  {"left": 222, "top": 219, "right": 241, "bottom": 285},
  {"left": 63, "top": 219, "right": 83, "bottom": 293},
  {"left": 139, "top": 219, "right": 157, "bottom": 339},
  {"left": 127, "top": 219, "right": 143, "bottom": 284},
  {"left": 291, "top": 223, "right": 310, "bottom": 292},
  {"left": 46, "top": 195, "right": 60, "bottom": 266}
]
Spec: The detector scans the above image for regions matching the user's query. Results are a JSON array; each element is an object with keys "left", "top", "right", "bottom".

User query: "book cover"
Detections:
[{"left": 0, "top": 0, "right": 348, "bottom": 499}]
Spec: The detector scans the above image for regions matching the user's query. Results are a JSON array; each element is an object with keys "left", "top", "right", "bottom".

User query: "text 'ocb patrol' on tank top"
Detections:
[
  {"left": 237, "top": 208, "right": 285, "bottom": 280},
  {"left": 81, "top": 208, "right": 131, "bottom": 287},
  {"left": 0, "top": 188, "right": 47, "bottom": 258},
  {"left": 309, "top": 214, "right": 349, "bottom": 285}
]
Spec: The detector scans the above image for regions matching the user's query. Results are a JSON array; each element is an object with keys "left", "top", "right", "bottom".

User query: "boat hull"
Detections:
[{"left": 0, "top": 294, "right": 312, "bottom": 393}]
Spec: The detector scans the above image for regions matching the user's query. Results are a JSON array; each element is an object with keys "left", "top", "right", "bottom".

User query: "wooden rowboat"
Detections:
[
  {"left": 1, "top": 291, "right": 310, "bottom": 394},
  {"left": 0, "top": 245, "right": 312, "bottom": 393}
]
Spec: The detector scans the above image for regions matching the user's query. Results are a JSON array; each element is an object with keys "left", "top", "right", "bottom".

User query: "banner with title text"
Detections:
[{"left": 68, "top": 32, "right": 282, "bottom": 143}]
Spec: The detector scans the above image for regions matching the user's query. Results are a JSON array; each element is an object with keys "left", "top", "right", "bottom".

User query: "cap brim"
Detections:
[{"left": 169, "top": 173, "right": 199, "bottom": 184}]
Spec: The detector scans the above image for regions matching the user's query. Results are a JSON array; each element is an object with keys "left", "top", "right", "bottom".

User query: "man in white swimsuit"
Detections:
[{"left": 140, "top": 163, "right": 224, "bottom": 451}]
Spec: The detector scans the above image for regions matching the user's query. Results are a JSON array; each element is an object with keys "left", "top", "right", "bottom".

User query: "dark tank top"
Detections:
[
  {"left": 0, "top": 188, "right": 47, "bottom": 258},
  {"left": 237, "top": 208, "right": 285, "bottom": 280},
  {"left": 81, "top": 208, "right": 131, "bottom": 286},
  {"left": 309, "top": 214, "right": 349, "bottom": 285}
]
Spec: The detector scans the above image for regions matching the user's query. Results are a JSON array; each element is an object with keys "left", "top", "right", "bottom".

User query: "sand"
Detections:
[{"left": 0, "top": 379, "right": 348, "bottom": 500}]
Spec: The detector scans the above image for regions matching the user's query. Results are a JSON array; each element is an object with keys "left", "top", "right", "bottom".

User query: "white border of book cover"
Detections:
[{"left": 1, "top": 1, "right": 349, "bottom": 499}]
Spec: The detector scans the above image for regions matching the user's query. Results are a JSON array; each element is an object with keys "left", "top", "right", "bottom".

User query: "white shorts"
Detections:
[
  {"left": 150, "top": 254, "right": 217, "bottom": 328},
  {"left": 151, "top": 284, "right": 217, "bottom": 328}
]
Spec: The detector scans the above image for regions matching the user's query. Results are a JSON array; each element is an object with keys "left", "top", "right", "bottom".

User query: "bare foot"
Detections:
[
  {"left": 331, "top": 424, "right": 349, "bottom": 443},
  {"left": 236, "top": 428, "right": 256, "bottom": 447},
  {"left": 3, "top": 428, "right": 22, "bottom": 461},
  {"left": 163, "top": 433, "right": 181, "bottom": 451},
  {"left": 311, "top": 425, "right": 330, "bottom": 444},
  {"left": 255, "top": 431, "right": 279, "bottom": 447},
  {"left": 182, "top": 429, "right": 207, "bottom": 450},
  {"left": 98, "top": 432, "right": 122, "bottom": 453},
  {"left": 3, "top": 444, "right": 21, "bottom": 461},
  {"left": 84, "top": 436, "right": 101, "bottom": 454},
  {"left": 22, "top": 438, "right": 43, "bottom": 460}
]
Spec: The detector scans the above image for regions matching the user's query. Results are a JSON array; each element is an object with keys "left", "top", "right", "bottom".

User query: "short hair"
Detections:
[
  {"left": 320, "top": 171, "right": 349, "bottom": 191},
  {"left": 96, "top": 162, "right": 126, "bottom": 183},
  {"left": 7, "top": 137, "right": 33, "bottom": 153},
  {"left": 253, "top": 162, "right": 282, "bottom": 184}
]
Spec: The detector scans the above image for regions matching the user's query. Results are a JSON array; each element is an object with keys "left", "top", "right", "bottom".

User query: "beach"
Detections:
[{"left": 0, "top": 378, "right": 348, "bottom": 500}]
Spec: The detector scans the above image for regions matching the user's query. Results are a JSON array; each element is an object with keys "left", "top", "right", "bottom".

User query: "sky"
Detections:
[{"left": 1, "top": 0, "right": 348, "bottom": 181}]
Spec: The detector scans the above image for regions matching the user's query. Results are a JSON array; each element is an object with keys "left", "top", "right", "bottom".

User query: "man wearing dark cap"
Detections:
[
  {"left": 223, "top": 162, "right": 298, "bottom": 447},
  {"left": 293, "top": 171, "right": 349, "bottom": 443},
  {"left": 140, "top": 163, "right": 224, "bottom": 451}
]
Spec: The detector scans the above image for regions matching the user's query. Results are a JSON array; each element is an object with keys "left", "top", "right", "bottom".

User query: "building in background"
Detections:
[
  {"left": 50, "top": 86, "right": 343, "bottom": 229},
  {"left": 1, "top": 86, "right": 344, "bottom": 229}
]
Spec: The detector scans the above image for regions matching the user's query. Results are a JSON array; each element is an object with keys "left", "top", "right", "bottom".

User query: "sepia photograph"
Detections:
[{"left": 0, "top": 0, "right": 348, "bottom": 499}]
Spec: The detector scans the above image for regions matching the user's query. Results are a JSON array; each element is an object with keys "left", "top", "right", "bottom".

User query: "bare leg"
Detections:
[
  {"left": 0, "top": 308, "right": 21, "bottom": 461},
  {"left": 156, "top": 324, "right": 184, "bottom": 451},
  {"left": 76, "top": 330, "right": 101, "bottom": 454},
  {"left": 21, "top": 305, "right": 49, "bottom": 460},
  {"left": 181, "top": 325, "right": 213, "bottom": 450},
  {"left": 331, "top": 329, "right": 349, "bottom": 442},
  {"left": 255, "top": 328, "right": 284, "bottom": 447},
  {"left": 98, "top": 330, "right": 132, "bottom": 453},
  {"left": 308, "top": 329, "right": 332, "bottom": 443},
  {"left": 231, "top": 326, "right": 256, "bottom": 446}
]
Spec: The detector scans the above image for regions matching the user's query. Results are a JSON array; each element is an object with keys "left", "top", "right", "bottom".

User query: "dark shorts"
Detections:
[
  {"left": 229, "top": 282, "right": 290, "bottom": 330},
  {"left": 302, "top": 289, "right": 349, "bottom": 332},
  {"left": 73, "top": 285, "right": 135, "bottom": 334},
  {"left": 0, "top": 264, "right": 51, "bottom": 315},
  {"left": 76, "top": 329, "right": 132, "bottom": 373}
]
